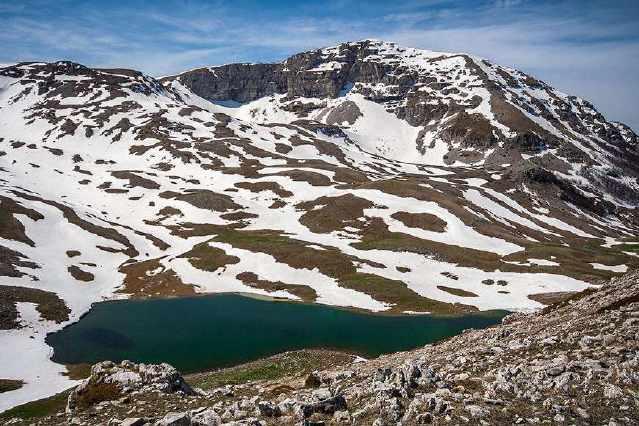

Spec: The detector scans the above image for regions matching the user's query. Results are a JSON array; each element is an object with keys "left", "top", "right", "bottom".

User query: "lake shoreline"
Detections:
[{"left": 46, "top": 293, "right": 508, "bottom": 374}]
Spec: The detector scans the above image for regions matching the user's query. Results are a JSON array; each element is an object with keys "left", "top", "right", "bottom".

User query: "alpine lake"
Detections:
[{"left": 47, "top": 294, "right": 508, "bottom": 374}]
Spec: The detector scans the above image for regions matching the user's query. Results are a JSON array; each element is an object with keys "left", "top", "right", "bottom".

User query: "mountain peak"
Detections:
[
  {"left": 1, "top": 41, "right": 639, "bottom": 411},
  {"left": 164, "top": 41, "right": 638, "bottom": 205}
]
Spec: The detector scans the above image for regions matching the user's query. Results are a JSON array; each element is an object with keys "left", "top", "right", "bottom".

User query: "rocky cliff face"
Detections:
[
  {"left": 10, "top": 270, "right": 637, "bottom": 425},
  {"left": 166, "top": 40, "right": 639, "bottom": 195}
]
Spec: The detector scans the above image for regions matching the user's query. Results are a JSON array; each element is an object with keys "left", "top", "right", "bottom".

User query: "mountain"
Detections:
[
  {"left": 165, "top": 39, "right": 638, "bottom": 199},
  {"left": 0, "top": 40, "right": 638, "bottom": 411}
]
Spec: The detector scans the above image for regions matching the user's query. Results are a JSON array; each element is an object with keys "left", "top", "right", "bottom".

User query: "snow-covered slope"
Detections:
[
  {"left": 167, "top": 40, "right": 639, "bottom": 207},
  {"left": 0, "top": 42, "right": 638, "bottom": 411}
]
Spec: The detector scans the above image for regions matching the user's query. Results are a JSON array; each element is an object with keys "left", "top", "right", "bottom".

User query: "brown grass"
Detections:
[
  {"left": 187, "top": 349, "right": 354, "bottom": 390},
  {"left": 340, "top": 273, "right": 477, "bottom": 313},
  {"left": 74, "top": 381, "right": 121, "bottom": 410},
  {"left": 0, "top": 195, "right": 44, "bottom": 246},
  {"left": 297, "top": 194, "right": 373, "bottom": 233},
  {"left": 0, "top": 285, "right": 70, "bottom": 329},
  {"left": 390, "top": 211, "right": 447, "bottom": 232},
  {"left": 236, "top": 272, "right": 317, "bottom": 302},
  {"left": 179, "top": 242, "right": 240, "bottom": 272},
  {"left": 159, "top": 189, "right": 243, "bottom": 212},
  {"left": 172, "top": 225, "right": 474, "bottom": 314},
  {"left": 235, "top": 181, "right": 293, "bottom": 198},
  {"left": 0, "top": 379, "right": 24, "bottom": 393},
  {"left": 527, "top": 291, "right": 578, "bottom": 306},
  {"left": 437, "top": 286, "right": 479, "bottom": 297},
  {"left": 117, "top": 258, "right": 196, "bottom": 298},
  {"left": 67, "top": 265, "right": 94, "bottom": 282},
  {"left": 63, "top": 364, "right": 92, "bottom": 380}
]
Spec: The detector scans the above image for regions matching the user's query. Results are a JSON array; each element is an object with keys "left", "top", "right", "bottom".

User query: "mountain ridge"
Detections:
[
  {"left": 163, "top": 40, "right": 638, "bottom": 205},
  {"left": 0, "top": 40, "right": 638, "bottom": 412}
]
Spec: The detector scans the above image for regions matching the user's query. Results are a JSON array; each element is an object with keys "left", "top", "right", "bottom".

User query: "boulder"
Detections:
[
  {"left": 155, "top": 412, "right": 190, "bottom": 426},
  {"left": 298, "top": 395, "right": 347, "bottom": 418},
  {"left": 190, "top": 408, "right": 222, "bottom": 426},
  {"left": 67, "top": 361, "right": 194, "bottom": 412}
]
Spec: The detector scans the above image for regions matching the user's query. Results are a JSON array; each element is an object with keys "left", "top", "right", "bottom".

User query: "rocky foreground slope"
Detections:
[{"left": 4, "top": 270, "right": 636, "bottom": 425}]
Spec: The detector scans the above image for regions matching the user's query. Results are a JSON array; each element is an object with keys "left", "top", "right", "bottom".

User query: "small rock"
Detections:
[
  {"left": 466, "top": 404, "right": 488, "bottom": 418},
  {"left": 603, "top": 384, "right": 623, "bottom": 399},
  {"left": 575, "top": 407, "right": 590, "bottom": 419},
  {"left": 304, "top": 371, "right": 321, "bottom": 388},
  {"left": 257, "top": 401, "right": 281, "bottom": 417},
  {"left": 120, "top": 418, "right": 146, "bottom": 426},
  {"left": 299, "top": 395, "right": 347, "bottom": 418},
  {"left": 312, "top": 388, "right": 332, "bottom": 401},
  {"left": 191, "top": 408, "right": 221, "bottom": 425},
  {"left": 156, "top": 411, "right": 190, "bottom": 426}
]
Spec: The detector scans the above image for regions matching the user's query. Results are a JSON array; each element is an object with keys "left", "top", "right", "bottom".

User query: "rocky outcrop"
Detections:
[
  {"left": 66, "top": 361, "right": 194, "bottom": 413},
  {"left": 166, "top": 40, "right": 637, "bottom": 147},
  {"left": 162, "top": 39, "right": 639, "bottom": 203},
  {"left": 170, "top": 63, "right": 286, "bottom": 104}
]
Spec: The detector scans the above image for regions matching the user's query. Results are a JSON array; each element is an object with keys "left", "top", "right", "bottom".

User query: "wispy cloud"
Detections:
[{"left": 1, "top": 0, "right": 637, "bottom": 129}]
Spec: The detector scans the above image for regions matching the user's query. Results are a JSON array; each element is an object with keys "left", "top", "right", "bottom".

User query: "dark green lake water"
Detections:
[{"left": 47, "top": 294, "right": 507, "bottom": 373}]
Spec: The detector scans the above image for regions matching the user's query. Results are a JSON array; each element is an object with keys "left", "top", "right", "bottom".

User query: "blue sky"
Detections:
[{"left": 1, "top": 0, "right": 638, "bottom": 130}]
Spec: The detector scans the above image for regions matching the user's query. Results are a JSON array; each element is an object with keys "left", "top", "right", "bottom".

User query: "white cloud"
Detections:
[{"left": 1, "top": 1, "right": 636, "bottom": 130}]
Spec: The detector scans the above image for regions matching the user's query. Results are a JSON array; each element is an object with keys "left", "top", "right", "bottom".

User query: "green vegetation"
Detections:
[
  {"left": 187, "top": 350, "right": 353, "bottom": 390},
  {"left": 73, "top": 381, "right": 121, "bottom": 410},
  {"left": 390, "top": 211, "right": 447, "bottom": 233},
  {"left": 64, "top": 363, "right": 92, "bottom": 380},
  {"left": 618, "top": 243, "right": 639, "bottom": 253},
  {"left": 341, "top": 273, "right": 475, "bottom": 313},
  {"left": 353, "top": 218, "right": 504, "bottom": 272},
  {"left": 180, "top": 242, "right": 240, "bottom": 272},
  {"left": 0, "top": 389, "right": 70, "bottom": 420},
  {"left": 0, "top": 286, "right": 71, "bottom": 329},
  {"left": 175, "top": 226, "right": 475, "bottom": 313},
  {"left": 236, "top": 272, "right": 318, "bottom": 302},
  {"left": 436, "top": 286, "right": 479, "bottom": 297}
]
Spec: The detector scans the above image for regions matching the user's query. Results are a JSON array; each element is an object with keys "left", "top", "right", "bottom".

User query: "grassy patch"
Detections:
[
  {"left": 504, "top": 241, "right": 638, "bottom": 282},
  {"left": 235, "top": 181, "right": 293, "bottom": 198},
  {"left": 117, "top": 258, "right": 195, "bottom": 298},
  {"left": 236, "top": 272, "right": 317, "bottom": 302},
  {"left": 0, "top": 379, "right": 23, "bottom": 393},
  {"left": 174, "top": 226, "right": 474, "bottom": 314},
  {"left": 436, "top": 286, "right": 478, "bottom": 297},
  {"left": 390, "top": 211, "right": 447, "bottom": 233},
  {"left": 196, "top": 362, "right": 286, "bottom": 388},
  {"left": 618, "top": 243, "right": 639, "bottom": 253},
  {"left": 527, "top": 291, "right": 578, "bottom": 306},
  {"left": 353, "top": 218, "right": 503, "bottom": 272},
  {"left": 159, "top": 189, "right": 242, "bottom": 212},
  {"left": 0, "top": 285, "right": 71, "bottom": 329},
  {"left": 180, "top": 242, "right": 240, "bottom": 272},
  {"left": 296, "top": 194, "right": 373, "bottom": 233},
  {"left": 209, "top": 228, "right": 357, "bottom": 279},
  {"left": 341, "top": 273, "right": 476, "bottom": 313},
  {"left": 67, "top": 265, "right": 95, "bottom": 282},
  {"left": 0, "top": 389, "right": 70, "bottom": 420},
  {"left": 64, "top": 364, "right": 92, "bottom": 380},
  {"left": 187, "top": 350, "right": 353, "bottom": 390},
  {"left": 73, "top": 381, "right": 121, "bottom": 410}
]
